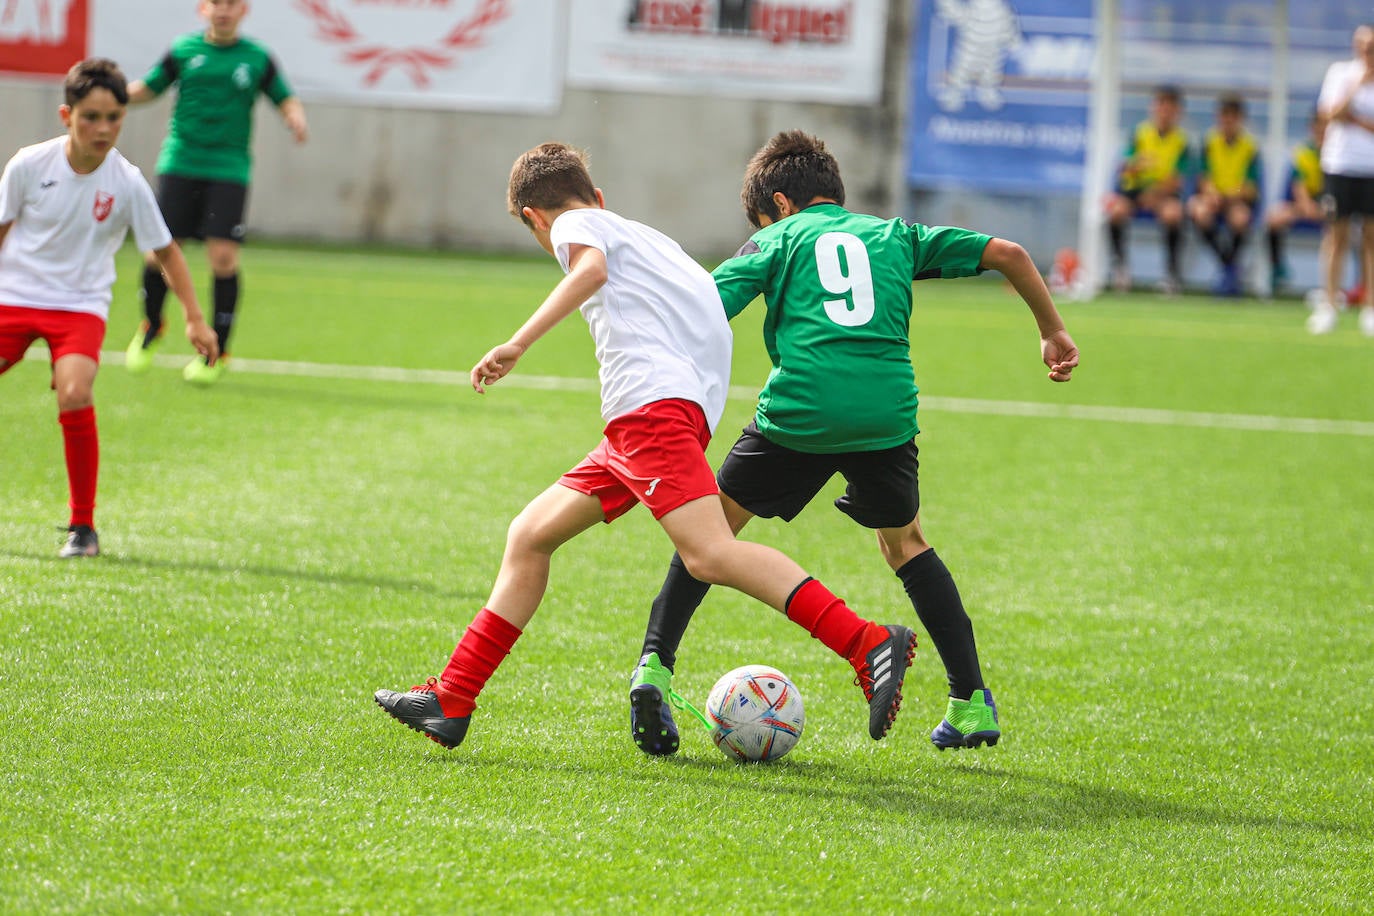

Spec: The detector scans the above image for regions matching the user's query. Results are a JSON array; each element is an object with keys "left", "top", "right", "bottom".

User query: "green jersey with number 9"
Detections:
[{"left": 713, "top": 203, "right": 990, "bottom": 454}]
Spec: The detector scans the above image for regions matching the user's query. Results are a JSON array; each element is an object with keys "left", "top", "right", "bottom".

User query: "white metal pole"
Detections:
[
  {"left": 1076, "top": 0, "right": 1121, "bottom": 300},
  {"left": 1259, "top": 0, "right": 1290, "bottom": 297}
]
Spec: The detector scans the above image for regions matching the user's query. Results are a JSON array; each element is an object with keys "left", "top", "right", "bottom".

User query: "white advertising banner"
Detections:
[
  {"left": 79, "top": 0, "right": 564, "bottom": 112},
  {"left": 565, "top": 0, "right": 885, "bottom": 104}
]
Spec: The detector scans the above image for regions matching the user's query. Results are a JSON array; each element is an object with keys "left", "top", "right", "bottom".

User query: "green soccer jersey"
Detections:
[
  {"left": 713, "top": 203, "right": 990, "bottom": 454},
  {"left": 142, "top": 32, "right": 294, "bottom": 185}
]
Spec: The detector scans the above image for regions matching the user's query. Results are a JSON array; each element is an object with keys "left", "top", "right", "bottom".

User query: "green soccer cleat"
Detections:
[
  {"left": 125, "top": 322, "right": 161, "bottom": 374},
  {"left": 931, "top": 689, "right": 1001, "bottom": 750},
  {"left": 629, "top": 652, "right": 679, "bottom": 756},
  {"left": 183, "top": 355, "right": 227, "bottom": 387}
]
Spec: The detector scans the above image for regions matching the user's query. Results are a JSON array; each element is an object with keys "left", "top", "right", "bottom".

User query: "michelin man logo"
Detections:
[
  {"left": 934, "top": 0, "right": 1023, "bottom": 112},
  {"left": 0, "top": 0, "right": 76, "bottom": 42}
]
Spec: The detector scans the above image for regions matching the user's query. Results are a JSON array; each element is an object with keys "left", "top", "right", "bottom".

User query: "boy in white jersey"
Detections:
[
  {"left": 375, "top": 142, "right": 916, "bottom": 751},
  {"left": 0, "top": 58, "right": 218, "bottom": 557}
]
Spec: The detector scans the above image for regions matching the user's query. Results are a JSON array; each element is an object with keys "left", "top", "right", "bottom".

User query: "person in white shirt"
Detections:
[
  {"left": 1311, "top": 25, "right": 1374, "bottom": 336},
  {"left": 374, "top": 142, "right": 915, "bottom": 753},
  {"left": 0, "top": 58, "right": 218, "bottom": 557}
]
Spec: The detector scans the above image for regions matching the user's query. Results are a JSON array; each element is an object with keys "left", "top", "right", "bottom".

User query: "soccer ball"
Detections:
[{"left": 706, "top": 665, "right": 805, "bottom": 762}]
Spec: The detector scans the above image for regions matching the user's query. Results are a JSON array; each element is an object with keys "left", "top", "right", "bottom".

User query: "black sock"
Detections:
[
  {"left": 1109, "top": 222, "right": 1126, "bottom": 264},
  {"left": 212, "top": 273, "right": 239, "bottom": 355},
  {"left": 1199, "top": 225, "right": 1225, "bottom": 260},
  {"left": 1228, "top": 229, "right": 1248, "bottom": 265},
  {"left": 640, "top": 552, "right": 712, "bottom": 673},
  {"left": 1165, "top": 225, "right": 1182, "bottom": 278},
  {"left": 1268, "top": 228, "right": 1284, "bottom": 270},
  {"left": 140, "top": 264, "right": 168, "bottom": 345},
  {"left": 896, "top": 549, "right": 983, "bottom": 699}
]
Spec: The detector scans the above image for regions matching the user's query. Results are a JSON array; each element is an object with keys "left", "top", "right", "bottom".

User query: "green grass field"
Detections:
[{"left": 2, "top": 243, "right": 1371, "bottom": 914}]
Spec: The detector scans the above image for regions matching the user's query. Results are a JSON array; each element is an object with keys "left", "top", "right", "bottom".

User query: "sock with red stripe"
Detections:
[
  {"left": 784, "top": 577, "right": 886, "bottom": 666},
  {"left": 437, "top": 608, "right": 523, "bottom": 717},
  {"left": 59, "top": 406, "right": 98, "bottom": 529}
]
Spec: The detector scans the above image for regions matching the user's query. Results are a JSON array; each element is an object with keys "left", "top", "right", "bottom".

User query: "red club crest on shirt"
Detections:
[{"left": 93, "top": 191, "right": 114, "bottom": 222}]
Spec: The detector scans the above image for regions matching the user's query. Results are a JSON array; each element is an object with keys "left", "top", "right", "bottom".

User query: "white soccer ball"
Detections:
[{"left": 706, "top": 665, "right": 805, "bottom": 762}]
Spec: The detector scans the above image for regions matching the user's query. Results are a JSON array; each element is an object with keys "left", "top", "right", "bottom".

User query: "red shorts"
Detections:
[
  {"left": 559, "top": 398, "right": 719, "bottom": 522},
  {"left": 0, "top": 305, "right": 106, "bottom": 375}
]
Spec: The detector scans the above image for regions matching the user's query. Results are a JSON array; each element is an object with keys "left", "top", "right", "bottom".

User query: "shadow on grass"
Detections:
[
  {"left": 406, "top": 748, "right": 1357, "bottom": 837},
  {"left": 0, "top": 547, "right": 481, "bottom": 601}
]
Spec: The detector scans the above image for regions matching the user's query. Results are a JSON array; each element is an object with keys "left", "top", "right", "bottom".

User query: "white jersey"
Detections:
[
  {"left": 550, "top": 207, "right": 732, "bottom": 431},
  {"left": 0, "top": 137, "right": 172, "bottom": 318},
  {"left": 1318, "top": 60, "right": 1374, "bottom": 177}
]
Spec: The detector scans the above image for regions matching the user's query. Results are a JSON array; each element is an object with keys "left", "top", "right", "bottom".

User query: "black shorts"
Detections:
[
  {"left": 1320, "top": 173, "right": 1374, "bottom": 220},
  {"left": 157, "top": 174, "right": 249, "bottom": 242},
  {"left": 716, "top": 423, "right": 920, "bottom": 529}
]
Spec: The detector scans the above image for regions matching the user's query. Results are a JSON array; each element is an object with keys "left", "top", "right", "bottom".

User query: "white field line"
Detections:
[{"left": 34, "top": 348, "right": 1374, "bottom": 439}]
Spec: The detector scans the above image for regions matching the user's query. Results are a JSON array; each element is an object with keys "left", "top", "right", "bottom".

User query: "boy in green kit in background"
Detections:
[
  {"left": 124, "top": 0, "right": 307, "bottom": 385},
  {"left": 628, "top": 131, "right": 1080, "bottom": 756}
]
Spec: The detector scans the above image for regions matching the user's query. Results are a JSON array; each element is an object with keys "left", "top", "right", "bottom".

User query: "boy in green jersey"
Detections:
[
  {"left": 628, "top": 131, "right": 1079, "bottom": 755},
  {"left": 123, "top": 0, "right": 308, "bottom": 385}
]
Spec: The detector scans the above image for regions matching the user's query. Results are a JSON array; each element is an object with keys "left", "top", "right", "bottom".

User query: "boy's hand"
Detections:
[
  {"left": 187, "top": 319, "right": 220, "bottom": 367},
  {"left": 1042, "top": 329, "right": 1079, "bottom": 382},
  {"left": 471, "top": 342, "right": 526, "bottom": 393}
]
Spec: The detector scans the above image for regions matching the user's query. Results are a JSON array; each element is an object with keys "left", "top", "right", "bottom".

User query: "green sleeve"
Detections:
[
  {"left": 1246, "top": 154, "right": 1261, "bottom": 185},
  {"left": 141, "top": 51, "right": 176, "bottom": 95},
  {"left": 712, "top": 242, "right": 772, "bottom": 320},
  {"left": 910, "top": 223, "right": 990, "bottom": 280},
  {"left": 263, "top": 57, "right": 293, "bottom": 106}
]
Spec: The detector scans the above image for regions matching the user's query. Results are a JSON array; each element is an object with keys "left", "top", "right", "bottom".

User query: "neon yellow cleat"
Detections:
[
  {"left": 183, "top": 355, "right": 228, "bottom": 386},
  {"left": 124, "top": 322, "right": 161, "bottom": 374}
]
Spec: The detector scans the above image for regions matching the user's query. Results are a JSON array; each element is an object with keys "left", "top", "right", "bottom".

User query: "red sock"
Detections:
[
  {"left": 59, "top": 406, "right": 98, "bottom": 529},
  {"left": 438, "top": 608, "right": 523, "bottom": 716},
  {"left": 785, "top": 578, "right": 885, "bottom": 665}
]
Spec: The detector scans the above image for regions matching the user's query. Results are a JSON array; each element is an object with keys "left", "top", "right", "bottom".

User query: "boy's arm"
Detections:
[
  {"left": 279, "top": 97, "right": 308, "bottom": 144},
  {"left": 471, "top": 244, "right": 607, "bottom": 393},
  {"left": 126, "top": 81, "right": 158, "bottom": 105},
  {"left": 0, "top": 221, "right": 11, "bottom": 250},
  {"left": 979, "top": 238, "right": 1079, "bottom": 382},
  {"left": 151, "top": 242, "right": 219, "bottom": 366}
]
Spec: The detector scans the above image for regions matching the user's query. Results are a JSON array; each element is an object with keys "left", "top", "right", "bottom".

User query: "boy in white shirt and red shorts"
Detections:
[{"left": 0, "top": 58, "right": 218, "bottom": 557}]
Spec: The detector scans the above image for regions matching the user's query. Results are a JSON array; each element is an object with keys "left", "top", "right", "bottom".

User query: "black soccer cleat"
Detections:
[
  {"left": 59, "top": 525, "right": 99, "bottom": 559},
  {"left": 374, "top": 678, "right": 471, "bottom": 749},
  {"left": 853, "top": 625, "right": 917, "bottom": 740}
]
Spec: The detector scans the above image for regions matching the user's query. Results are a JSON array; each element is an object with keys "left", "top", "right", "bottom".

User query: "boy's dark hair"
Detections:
[
  {"left": 64, "top": 58, "right": 129, "bottom": 107},
  {"left": 1153, "top": 84, "right": 1183, "bottom": 105},
  {"left": 740, "top": 130, "right": 845, "bottom": 229},
  {"left": 507, "top": 142, "right": 597, "bottom": 227},
  {"left": 1218, "top": 93, "right": 1246, "bottom": 117}
]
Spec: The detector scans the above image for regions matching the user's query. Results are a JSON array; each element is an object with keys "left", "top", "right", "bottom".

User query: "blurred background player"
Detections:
[
  {"left": 374, "top": 142, "right": 915, "bottom": 752},
  {"left": 628, "top": 131, "right": 1079, "bottom": 756},
  {"left": 1265, "top": 111, "right": 1324, "bottom": 296},
  {"left": 123, "top": 0, "right": 307, "bottom": 384},
  {"left": 1310, "top": 23, "right": 1374, "bottom": 336},
  {"left": 1187, "top": 93, "right": 1261, "bottom": 297},
  {"left": 1105, "top": 84, "right": 1192, "bottom": 295},
  {"left": 0, "top": 59, "right": 217, "bottom": 557}
]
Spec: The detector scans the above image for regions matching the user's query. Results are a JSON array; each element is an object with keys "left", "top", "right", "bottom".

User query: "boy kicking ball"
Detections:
[{"left": 374, "top": 142, "right": 915, "bottom": 750}]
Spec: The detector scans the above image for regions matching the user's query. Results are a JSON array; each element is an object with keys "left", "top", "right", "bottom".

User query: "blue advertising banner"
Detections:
[{"left": 907, "top": 0, "right": 1095, "bottom": 194}]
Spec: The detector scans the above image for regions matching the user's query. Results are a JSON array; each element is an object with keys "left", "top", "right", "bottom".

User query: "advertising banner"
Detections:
[
  {"left": 0, "top": 0, "right": 89, "bottom": 76},
  {"left": 2, "top": 0, "right": 563, "bottom": 113},
  {"left": 907, "top": 0, "right": 1095, "bottom": 194},
  {"left": 565, "top": 0, "right": 886, "bottom": 104}
]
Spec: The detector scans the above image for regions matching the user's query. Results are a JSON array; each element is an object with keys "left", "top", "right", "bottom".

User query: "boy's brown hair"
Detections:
[
  {"left": 1218, "top": 93, "right": 1246, "bottom": 118},
  {"left": 507, "top": 142, "right": 597, "bottom": 227},
  {"left": 740, "top": 130, "right": 846, "bottom": 228},
  {"left": 65, "top": 58, "right": 129, "bottom": 107}
]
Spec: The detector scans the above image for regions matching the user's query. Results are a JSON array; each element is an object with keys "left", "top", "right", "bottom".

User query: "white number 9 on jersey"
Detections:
[{"left": 815, "top": 231, "right": 875, "bottom": 327}]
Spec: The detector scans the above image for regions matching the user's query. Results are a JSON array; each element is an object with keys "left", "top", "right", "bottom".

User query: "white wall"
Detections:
[{"left": 0, "top": 3, "right": 909, "bottom": 262}]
